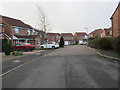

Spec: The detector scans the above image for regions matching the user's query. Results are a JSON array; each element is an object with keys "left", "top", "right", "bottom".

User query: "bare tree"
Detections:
[{"left": 36, "top": 4, "right": 50, "bottom": 49}]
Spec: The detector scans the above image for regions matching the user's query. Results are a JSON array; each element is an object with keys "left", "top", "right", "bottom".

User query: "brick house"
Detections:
[
  {"left": 103, "top": 27, "right": 112, "bottom": 37},
  {"left": 0, "top": 15, "right": 43, "bottom": 48},
  {"left": 0, "top": 23, "right": 11, "bottom": 40},
  {"left": 110, "top": 2, "right": 120, "bottom": 37},
  {"left": 89, "top": 29, "right": 105, "bottom": 38},
  {"left": 0, "top": 23, "right": 12, "bottom": 52},
  {"left": 34, "top": 29, "right": 45, "bottom": 48},
  {"left": 47, "top": 33, "right": 60, "bottom": 42},
  {"left": 61, "top": 33, "right": 74, "bottom": 45},
  {"left": 74, "top": 32, "right": 87, "bottom": 44}
]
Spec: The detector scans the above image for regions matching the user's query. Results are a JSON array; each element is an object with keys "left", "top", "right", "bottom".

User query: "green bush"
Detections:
[
  {"left": 88, "top": 36, "right": 120, "bottom": 54},
  {"left": 88, "top": 37, "right": 113, "bottom": 50},
  {"left": 99, "top": 37, "right": 113, "bottom": 50},
  {"left": 3, "top": 38, "right": 11, "bottom": 56},
  {"left": 59, "top": 37, "right": 64, "bottom": 47},
  {"left": 112, "top": 36, "right": 120, "bottom": 52}
]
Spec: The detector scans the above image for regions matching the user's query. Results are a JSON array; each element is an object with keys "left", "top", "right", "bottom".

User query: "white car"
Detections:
[
  {"left": 79, "top": 40, "right": 88, "bottom": 45},
  {"left": 40, "top": 42, "right": 59, "bottom": 49}
]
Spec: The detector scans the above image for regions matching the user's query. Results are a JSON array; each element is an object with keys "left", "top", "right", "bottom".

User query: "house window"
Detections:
[
  {"left": 40, "top": 34, "right": 42, "bottom": 38},
  {"left": 27, "top": 29, "right": 31, "bottom": 35},
  {"left": 56, "top": 35, "right": 59, "bottom": 39},
  {"left": 32, "top": 30, "right": 35, "bottom": 35},
  {"left": 0, "top": 23, "right": 3, "bottom": 26},
  {"left": 14, "top": 28, "right": 19, "bottom": 33},
  {"left": 35, "top": 32, "right": 38, "bottom": 35},
  {"left": 51, "top": 36, "right": 55, "bottom": 39},
  {"left": 36, "top": 40, "right": 41, "bottom": 46}
]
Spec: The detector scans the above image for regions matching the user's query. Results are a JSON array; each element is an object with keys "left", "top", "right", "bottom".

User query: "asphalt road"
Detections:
[{"left": 2, "top": 45, "right": 119, "bottom": 88}]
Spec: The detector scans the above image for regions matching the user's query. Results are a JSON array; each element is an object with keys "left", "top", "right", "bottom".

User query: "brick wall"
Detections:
[
  {"left": 2, "top": 19, "right": 13, "bottom": 38},
  {"left": 13, "top": 28, "right": 28, "bottom": 35},
  {"left": 111, "top": 4, "right": 120, "bottom": 37},
  {"left": 47, "top": 33, "right": 60, "bottom": 42},
  {"left": 0, "top": 26, "right": 2, "bottom": 33}
]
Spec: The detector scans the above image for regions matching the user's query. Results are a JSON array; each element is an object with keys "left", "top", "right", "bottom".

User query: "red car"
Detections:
[{"left": 12, "top": 43, "right": 35, "bottom": 51}]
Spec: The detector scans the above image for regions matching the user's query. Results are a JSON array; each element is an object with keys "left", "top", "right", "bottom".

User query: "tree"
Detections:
[
  {"left": 3, "top": 38, "right": 11, "bottom": 55},
  {"left": 59, "top": 37, "right": 64, "bottom": 47},
  {"left": 37, "top": 4, "right": 51, "bottom": 49}
]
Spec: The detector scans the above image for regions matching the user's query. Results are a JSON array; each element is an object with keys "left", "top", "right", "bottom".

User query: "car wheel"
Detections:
[
  {"left": 41, "top": 46, "right": 44, "bottom": 49},
  {"left": 24, "top": 48, "right": 28, "bottom": 52},
  {"left": 52, "top": 46, "right": 55, "bottom": 49}
]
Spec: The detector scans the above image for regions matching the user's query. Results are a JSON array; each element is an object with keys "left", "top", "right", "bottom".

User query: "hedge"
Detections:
[{"left": 88, "top": 36, "right": 120, "bottom": 52}]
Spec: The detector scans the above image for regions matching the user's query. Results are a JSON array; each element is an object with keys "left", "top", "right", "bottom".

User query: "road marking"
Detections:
[{"left": 0, "top": 56, "right": 43, "bottom": 77}]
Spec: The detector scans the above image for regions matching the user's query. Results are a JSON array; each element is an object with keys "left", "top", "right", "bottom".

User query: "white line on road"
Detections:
[{"left": 0, "top": 56, "right": 43, "bottom": 77}]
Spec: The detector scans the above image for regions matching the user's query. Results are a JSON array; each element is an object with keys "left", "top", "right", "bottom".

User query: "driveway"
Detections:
[{"left": 2, "top": 45, "right": 118, "bottom": 88}]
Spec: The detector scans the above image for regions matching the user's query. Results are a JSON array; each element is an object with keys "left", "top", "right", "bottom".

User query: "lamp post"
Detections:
[{"left": 85, "top": 28, "right": 89, "bottom": 45}]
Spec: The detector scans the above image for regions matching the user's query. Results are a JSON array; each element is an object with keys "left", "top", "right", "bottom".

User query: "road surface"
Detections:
[{"left": 2, "top": 45, "right": 118, "bottom": 88}]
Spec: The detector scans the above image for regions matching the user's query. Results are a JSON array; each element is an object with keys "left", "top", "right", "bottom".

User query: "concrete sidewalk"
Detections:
[
  {"left": 97, "top": 49, "right": 120, "bottom": 61},
  {"left": 1, "top": 50, "right": 45, "bottom": 62}
]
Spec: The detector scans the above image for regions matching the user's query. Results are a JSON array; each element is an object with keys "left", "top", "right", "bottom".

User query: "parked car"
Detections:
[
  {"left": 79, "top": 40, "right": 87, "bottom": 45},
  {"left": 40, "top": 42, "right": 59, "bottom": 49},
  {"left": 12, "top": 43, "right": 35, "bottom": 51}
]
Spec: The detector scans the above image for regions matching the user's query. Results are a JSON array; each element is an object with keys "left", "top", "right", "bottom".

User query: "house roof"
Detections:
[
  {"left": 110, "top": 2, "right": 120, "bottom": 19},
  {"left": 0, "top": 33, "right": 12, "bottom": 39},
  {"left": 61, "top": 33, "right": 73, "bottom": 37},
  {"left": 0, "top": 15, "right": 33, "bottom": 29},
  {"left": 89, "top": 29, "right": 103, "bottom": 34},
  {"left": 74, "top": 32, "right": 87, "bottom": 36},
  {"left": 34, "top": 29, "right": 45, "bottom": 34},
  {"left": 104, "top": 27, "right": 112, "bottom": 32},
  {"left": 47, "top": 33, "right": 60, "bottom": 36}
]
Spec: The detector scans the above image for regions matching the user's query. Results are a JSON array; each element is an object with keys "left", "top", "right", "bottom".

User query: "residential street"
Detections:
[{"left": 2, "top": 45, "right": 118, "bottom": 88}]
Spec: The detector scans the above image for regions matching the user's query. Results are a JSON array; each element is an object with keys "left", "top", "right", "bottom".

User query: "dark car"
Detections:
[{"left": 12, "top": 43, "right": 35, "bottom": 51}]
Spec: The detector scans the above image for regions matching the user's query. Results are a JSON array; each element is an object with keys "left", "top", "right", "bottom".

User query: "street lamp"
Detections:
[{"left": 85, "top": 28, "right": 89, "bottom": 45}]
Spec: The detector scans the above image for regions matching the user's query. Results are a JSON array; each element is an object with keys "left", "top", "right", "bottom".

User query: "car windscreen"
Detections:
[
  {"left": 15, "top": 43, "right": 23, "bottom": 46},
  {"left": 24, "top": 43, "right": 31, "bottom": 45},
  {"left": 48, "top": 43, "right": 53, "bottom": 44}
]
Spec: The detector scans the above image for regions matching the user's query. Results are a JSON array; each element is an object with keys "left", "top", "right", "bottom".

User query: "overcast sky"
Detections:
[{"left": 0, "top": 0, "right": 120, "bottom": 33}]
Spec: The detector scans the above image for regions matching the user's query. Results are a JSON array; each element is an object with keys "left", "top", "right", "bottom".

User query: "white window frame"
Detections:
[
  {"left": 27, "top": 29, "right": 31, "bottom": 35},
  {"left": 36, "top": 40, "right": 41, "bottom": 46},
  {"left": 14, "top": 27, "right": 19, "bottom": 33},
  {"left": 32, "top": 30, "right": 35, "bottom": 35}
]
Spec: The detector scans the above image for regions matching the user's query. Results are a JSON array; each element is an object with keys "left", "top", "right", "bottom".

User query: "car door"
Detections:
[
  {"left": 47, "top": 43, "right": 53, "bottom": 48},
  {"left": 15, "top": 43, "right": 22, "bottom": 50}
]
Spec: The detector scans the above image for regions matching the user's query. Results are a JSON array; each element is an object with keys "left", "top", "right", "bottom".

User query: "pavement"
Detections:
[
  {"left": 97, "top": 49, "right": 120, "bottom": 61},
  {"left": 1, "top": 50, "right": 45, "bottom": 62},
  {"left": 1, "top": 50, "right": 52, "bottom": 74},
  {"left": 2, "top": 45, "right": 119, "bottom": 88}
]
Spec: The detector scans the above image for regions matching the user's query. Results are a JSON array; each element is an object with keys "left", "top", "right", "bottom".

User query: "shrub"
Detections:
[
  {"left": 59, "top": 37, "right": 64, "bottom": 47},
  {"left": 99, "top": 37, "right": 113, "bottom": 50},
  {"left": 3, "top": 38, "right": 11, "bottom": 56},
  {"left": 112, "top": 36, "right": 120, "bottom": 52},
  {"left": 88, "top": 37, "right": 113, "bottom": 50}
]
